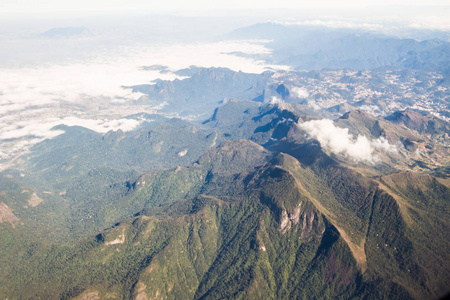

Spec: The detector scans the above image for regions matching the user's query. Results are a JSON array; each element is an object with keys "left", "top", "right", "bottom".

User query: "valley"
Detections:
[{"left": 0, "top": 18, "right": 449, "bottom": 300}]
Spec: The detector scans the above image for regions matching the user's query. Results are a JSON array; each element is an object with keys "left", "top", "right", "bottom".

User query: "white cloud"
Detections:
[
  {"left": 408, "top": 17, "right": 450, "bottom": 31},
  {"left": 274, "top": 13, "right": 450, "bottom": 33},
  {"left": 0, "top": 40, "right": 285, "bottom": 111},
  {"left": 291, "top": 87, "right": 309, "bottom": 98},
  {"left": 0, "top": 116, "right": 143, "bottom": 161},
  {"left": 358, "top": 105, "right": 385, "bottom": 117},
  {"left": 277, "top": 20, "right": 385, "bottom": 31},
  {"left": 0, "top": 39, "right": 289, "bottom": 159},
  {"left": 372, "top": 136, "right": 398, "bottom": 153},
  {"left": 299, "top": 119, "right": 397, "bottom": 163},
  {"left": 0, "top": 117, "right": 142, "bottom": 141},
  {"left": 267, "top": 96, "right": 283, "bottom": 105},
  {"left": 308, "top": 100, "right": 322, "bottom": 111}
]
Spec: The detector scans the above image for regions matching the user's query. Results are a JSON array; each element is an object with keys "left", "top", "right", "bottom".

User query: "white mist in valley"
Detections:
[{"left": 0, "top": 30, "right": 288, "bottom": 162}]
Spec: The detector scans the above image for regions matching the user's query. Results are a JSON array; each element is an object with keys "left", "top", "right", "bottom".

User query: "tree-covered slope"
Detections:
[{"left": 1, "top": 139, "right": 448, "bottom": 299}]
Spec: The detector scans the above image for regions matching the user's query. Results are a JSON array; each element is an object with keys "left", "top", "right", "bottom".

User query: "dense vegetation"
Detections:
[
  {"left": 1, "top": 136, "right": 449, "bottom": 299},
  {"left": 0, "top": 99, "right": 449, "bottom": 299}
]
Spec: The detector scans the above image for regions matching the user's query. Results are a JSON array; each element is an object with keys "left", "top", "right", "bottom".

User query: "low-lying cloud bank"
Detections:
[
  {"left": 299, "top": 119, "right": 397, "bottom": 163},
  {"left": 0, "top": 117, "right": 143, "bottom": 162},
  {"left": 0, "top": 39, "right": 289, "bottom": 161},
  {"left": 0, "top": 40, "right": 284, "bottom": 112},
  {"left": 0, "top": 117, "right": 142, "bottom": 141}
]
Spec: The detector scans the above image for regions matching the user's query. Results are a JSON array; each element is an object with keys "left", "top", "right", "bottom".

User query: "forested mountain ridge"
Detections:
[
  {"left": 0, "top": 39, "right": 449, "bottom": 299},
  {"left": 1, "top": 119, "right": 449, "bottom": 299}
]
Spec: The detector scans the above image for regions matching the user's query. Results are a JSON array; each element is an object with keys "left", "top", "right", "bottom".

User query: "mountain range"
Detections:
[
  {"left": 230, "top": 23, "right": 450, "bottom": 73},
  {"left": 0, "top": 22, "right": 449, "bottom": 300},
  {"left": 1, "top": 99, "right": 449, "bottom": 299}
]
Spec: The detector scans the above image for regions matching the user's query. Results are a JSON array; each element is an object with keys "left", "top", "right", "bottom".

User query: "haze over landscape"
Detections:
[{"left": 0, "top": 1, "right": 449, "bottom": 299}]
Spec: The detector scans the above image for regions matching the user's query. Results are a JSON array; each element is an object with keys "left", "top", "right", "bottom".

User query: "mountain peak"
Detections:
[
  {"left": 386, "top": 109, "right": 450, "bottom": 135},
  {"left": 196, "top": 139, "right": 270, "bottom": 175},
  {"left": 339, "top": 109, "right": 375, "bottom": 121}
]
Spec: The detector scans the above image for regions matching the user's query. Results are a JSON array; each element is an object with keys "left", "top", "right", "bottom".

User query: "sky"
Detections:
[{"left": 1, "top": 0, "right": 449, "bottom": 16}]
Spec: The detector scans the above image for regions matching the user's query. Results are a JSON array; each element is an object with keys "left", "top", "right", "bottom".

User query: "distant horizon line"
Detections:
[{"left": 1, "top": 4, "right": 449, "bottom": 18}]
